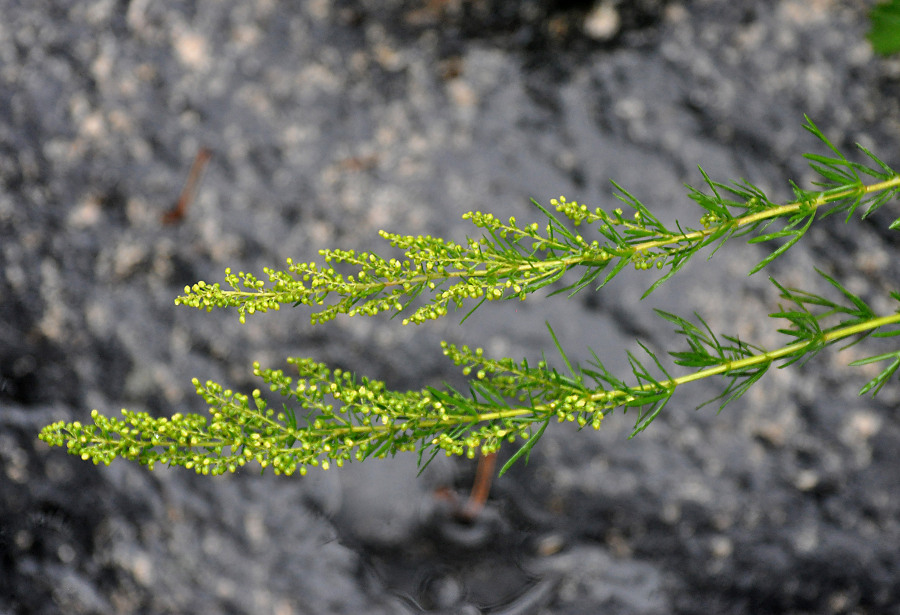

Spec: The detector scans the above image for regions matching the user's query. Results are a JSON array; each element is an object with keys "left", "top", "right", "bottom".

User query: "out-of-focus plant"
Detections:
[{"left": 869, "top": 0, "right": 900, "bottom": 55}]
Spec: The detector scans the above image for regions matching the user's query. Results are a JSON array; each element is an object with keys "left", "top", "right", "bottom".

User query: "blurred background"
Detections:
[{"left": 2, "top": 0, "right": 900, "bottom": 613}]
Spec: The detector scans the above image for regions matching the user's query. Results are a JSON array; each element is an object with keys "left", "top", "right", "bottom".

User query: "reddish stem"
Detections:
[
  {"left": 459, "top": 452, "right": 497, "bottom": 520},
  {"left": 162, "top": 147, "right": 212, "bottom": 225}
]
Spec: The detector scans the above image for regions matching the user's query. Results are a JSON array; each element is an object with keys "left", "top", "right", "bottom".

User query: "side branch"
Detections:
[{"left": 174, "top": 171, "right": 900, "bottom": 325}]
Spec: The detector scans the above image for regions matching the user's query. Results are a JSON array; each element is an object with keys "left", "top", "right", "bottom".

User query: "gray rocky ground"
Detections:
[{"left": 3, "top": 0, "right": 900, "bottom": 613}]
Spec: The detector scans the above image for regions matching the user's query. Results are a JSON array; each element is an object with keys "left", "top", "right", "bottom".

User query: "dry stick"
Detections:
[{"left": 162, "top": 147, "right": 212, "bottom": 225}]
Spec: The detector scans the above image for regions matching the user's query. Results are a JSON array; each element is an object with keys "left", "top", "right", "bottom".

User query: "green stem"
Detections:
[
  {"left": 588, "top": 311, "right": 900, "bottom": 408},
  {"left": 302, "top": 311, "right": 900, "bottom": 439},
  {"left": 630, "top": 175, "right": 900, "bottom": 254}
]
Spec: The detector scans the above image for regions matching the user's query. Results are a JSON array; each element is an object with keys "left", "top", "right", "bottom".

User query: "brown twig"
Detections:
[
  {"left": 459, "top": 451, "right": 497, "bottom": 520},
  {"left": 162, "top": 147, "right": 212, "bottom": 225}
]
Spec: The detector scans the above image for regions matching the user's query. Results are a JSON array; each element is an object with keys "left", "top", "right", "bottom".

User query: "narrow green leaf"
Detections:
[
  {"left": 611, "top": 180, "right": 665, "bottom": 230},
  {"left": 849, "top": 351, "right": 900, "bottom": 367},
  {"left": 748, "top": 227, "right": 801, "bottom": 243},
  {"left": 642, "top": 251, "right": 695, "bottom": 298},
  {"left": 459, "top": 295, "right": 488, "bottom": 324},
  {"left": 862, "top": 188, "right": 897, "bottom": 219},
  {"left": 715, "top": 367, "right": 767, "bottom": 411},
  {"left": 546, "top": 322, "right": 578, "bottom": 381},
  {"left": 416, "top": 444, "right": 443, "bottom": 476},
  {"left": 628, "top": 395, "right": 672, "bottom": 437},
  {"left": 749, "top": 213, "right": 814, "bottom": 274},
  {"left": 498, "top": 419, "right": 549, "bottom": 477},
  {"left": 566, "top": 265, "right": 607, "bottom": 297},
  {"left": 531, "top": 198, "right": 577, "bottom": 243},
  {"left": 814, "top": 268, "right": 874, "bottom": 316},
  {"left": 637, "top": 340, "right": 672, "bottom": 381},
  {"left": 858, "top": 356, "right": 900, "bottom": 396},
  {"left": 856, "top": 143, "right": 897, "bottom": 176},
  {"left": 802, "top": 116, "right": 849, "bottom": 162},
  {"left": 601, "top": 254, "right": 631, "bottom": 288}
]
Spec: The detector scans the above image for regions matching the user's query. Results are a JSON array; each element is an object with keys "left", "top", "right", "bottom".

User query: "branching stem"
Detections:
[{"left": 38, "top": 118, "right": 900, "bottom": 477}]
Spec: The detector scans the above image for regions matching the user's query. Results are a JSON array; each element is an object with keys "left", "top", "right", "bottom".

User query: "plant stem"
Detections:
[
  {"left": 460, "top": 452, "right": 498, "bottom": 520},
  {"left": 206, "top": 176, "right": 900, "bottom": 308},
  {"left": 284, "top": 311, "right": 900, "bottom": 442},
  {"left": 633, "top": 175, "right": 900, "bottom": 255},
  {"left": 589, "top": 311, "right": 900, "bottom": 406}
]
